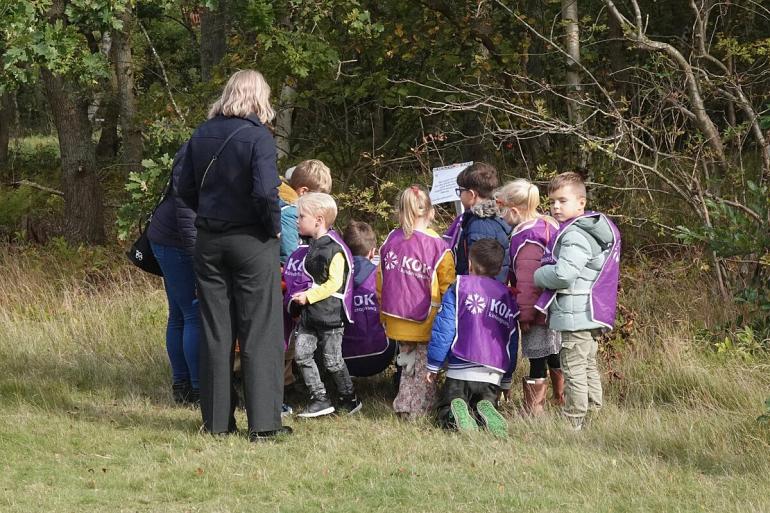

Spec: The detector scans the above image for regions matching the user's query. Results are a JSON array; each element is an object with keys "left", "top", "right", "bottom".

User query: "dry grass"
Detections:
[{"left": 0, "top": 244, "right": 768, "bottom": 512}]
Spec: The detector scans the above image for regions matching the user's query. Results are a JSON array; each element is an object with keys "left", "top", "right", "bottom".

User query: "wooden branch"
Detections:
[
  {"left": 138, "top": 22, "right": 186, "bottom": 123},
  {"left": 11, "top": 180, "right": 121, "bottom": 208}
]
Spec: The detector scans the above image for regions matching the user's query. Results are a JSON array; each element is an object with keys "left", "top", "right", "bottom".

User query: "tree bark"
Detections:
[
  {"left": 200, "top": 0, "right": 228, "bottom": 82},
  {"left": 111, "top": 8, "right": 142, "bottom": 174},
  {"left": 274, "top": 82, "right": 296, "bottom": 162},
  {"left": 41, "top": 69, "right": 106, "bottom": 244},
  {"left": 0, "top": 91, "right": 15, "bottom": 172},
  {"left": 562, "top": 0, "right": 588, "bottom": 171}
]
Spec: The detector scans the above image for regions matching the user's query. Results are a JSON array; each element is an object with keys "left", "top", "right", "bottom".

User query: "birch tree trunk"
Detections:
[
  {"left": 274, "top": 83, "right": 296, "bottom": 162},
  {"left": 562, "top": 0, "right": 588, "bottom": 170},
  {"left": 0, "top": 91, "right": 15, "bottom": 171},
  {"left": 111, "top": 8, "right": 142, "bottom": 174}
]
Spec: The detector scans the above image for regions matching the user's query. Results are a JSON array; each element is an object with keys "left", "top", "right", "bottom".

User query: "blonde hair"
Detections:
[
  {"left": 297, "top": 192, "right": 338, "bottom": 228},
  {"left": 289, "top": 159, "right": 332, "bottom": 194},
  {"left": 495, "top": 179, "right": 556, "bottom": 225},
  {"left": 397, "top": 185, "right": 433, "bottom": 239},
  {"left": 208, "top": 70, "right": 276, "bottom": 123}
]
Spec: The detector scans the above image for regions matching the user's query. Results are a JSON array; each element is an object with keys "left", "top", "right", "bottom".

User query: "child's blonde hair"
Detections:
[
  {"left": 397, "top": 185, "right": 432, "bottom": 239},
  {"left": 289, "top": 159, "right": 332, "bottom": 194},
  {"left": 297, "top": 192, "right": 338, "bottom": 228},
  {"left": 495, "top": 179, "right": 556, "bottom": 225}
]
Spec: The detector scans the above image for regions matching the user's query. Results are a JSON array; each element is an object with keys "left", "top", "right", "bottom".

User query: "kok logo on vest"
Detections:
[
  {"left": 383, "top": 250, "right": 432, "bottom": 279},
  {"left": 284, "top": 256, "right": 303, "bottom": 276},
  {"left": 353, "top": 293, "right": 377, "bottom": 311},
  {"left": 465, "top": 293, "right": 515, "bottom": 325}
]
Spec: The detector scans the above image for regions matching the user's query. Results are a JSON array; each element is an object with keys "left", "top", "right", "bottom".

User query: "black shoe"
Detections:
[
  {"left": 249, "top": 425, "right": 294, "bottom": 442},
  {"left": 298, "top": 395, "right": 335, "bottom": 418},
  {"left": 172, "top": 381, "right": 191, "bottom": 404},
  {"left": 337, "top": 394, "right": 363, "bottom": 415},
  {"left": 187, "top": 388, "right": 200, "bottom": 407}
]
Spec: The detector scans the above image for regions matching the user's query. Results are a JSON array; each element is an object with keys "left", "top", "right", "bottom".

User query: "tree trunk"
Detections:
[
  {"left": 41, "top": 69, "right": 106, "bottom": 244},
  {"left": 200, "top": 0, "right": 228, "bottom": 82},
  {"left": 274, "top": 82, "right": 296, "bottom": 162},
  {"left": 562, "top": 0, "right": 588, "bottom": 171},
  {"left": 0, "top": 91, "right": 15, "bottom": 172},
  {"left": 111, "top": 9, "right": 142, "bottom": 174}
]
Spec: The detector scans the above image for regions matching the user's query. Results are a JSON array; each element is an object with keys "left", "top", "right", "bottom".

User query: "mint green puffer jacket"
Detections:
[{"left": 533, "top": 216, "right": 615, "bottom": 332}]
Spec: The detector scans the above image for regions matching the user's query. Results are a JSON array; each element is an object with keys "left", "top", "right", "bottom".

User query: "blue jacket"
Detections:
[
  {"left": 454, "top": 199, "right": 512, "bottom": 283},
  {"left": 279, "top": 201, "right": 299, "bottom": 264},
  {"left": 147, "top": 143, "right": 197, "bottom": 254},
  {"left": 177, "top": 114, "right": 281, "bottom": 238},
  {"left": 427, "top": 283, "right": 518, "bottom": 388},
  {"left": 352, "top": 255, "right": 376, "bottom": 287}
]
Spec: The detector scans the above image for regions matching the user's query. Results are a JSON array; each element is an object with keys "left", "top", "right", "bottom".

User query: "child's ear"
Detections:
[
  {"left": 367, "top": 248, "right": 376, "bottom": 260},
  {"left": 297, "top": 186, "right": 309, "bottom": 196},
  {"left": 578, "top": 196, "right": 587, "bottom": 209}
]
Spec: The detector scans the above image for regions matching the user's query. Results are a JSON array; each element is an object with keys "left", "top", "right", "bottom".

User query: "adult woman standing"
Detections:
[
  {"left": 177, "top": 70, "right": 290, "bottom": 440},
  {"left": 147, "top": 142, "right": 200, "bottom": 405}
]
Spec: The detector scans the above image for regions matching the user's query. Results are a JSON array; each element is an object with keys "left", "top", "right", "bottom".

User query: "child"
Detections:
[
  {"left": 279, "top": 159, "right": 332, "bottom": 409},
  {"left": 495, "top": 179, "right": 562, "bottom": 415},
  {"left": 377, "top": 185, "right": 456, "bottom": 419},
  {"left": 533, "top": 172, "right": 621, "bottom": 430},
  {"left": 452, "top": 162, "right": 512, "bottom": 283},
  {"left": 427, "top": 239, "right": 519, "bottom": 438},
  {"left": 287, "top": 192, "right": 361, "bottom": 417},
  {"left": 280, "top": 159, "right": 333, "bottom": 264},
  {"left": 341, "top": 221, "right": 396, "bottom": 377}
]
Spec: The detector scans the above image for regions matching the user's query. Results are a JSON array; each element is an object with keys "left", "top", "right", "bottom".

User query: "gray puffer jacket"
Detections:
[{"left": 533, "top": 215, "right": 615, "bottom": 332}]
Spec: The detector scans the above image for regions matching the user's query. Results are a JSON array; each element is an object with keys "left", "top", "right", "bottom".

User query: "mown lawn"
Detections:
[{"left": 1, "top": 247, "right": 768, "bottom": 512}]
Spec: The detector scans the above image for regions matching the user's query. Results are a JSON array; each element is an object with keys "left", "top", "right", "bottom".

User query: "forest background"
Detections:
[{"left": 0, "top": 1, "right": 769, "bottom": 511}]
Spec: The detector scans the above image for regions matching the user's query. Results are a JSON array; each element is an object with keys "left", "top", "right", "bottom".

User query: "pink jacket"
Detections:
[{"left": 510, "top": 242, "right": 547, "bottom": 326}]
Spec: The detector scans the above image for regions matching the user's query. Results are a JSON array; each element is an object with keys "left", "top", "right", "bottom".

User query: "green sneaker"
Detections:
[
  {"left": 476, "top": 400, "right": 508, "bottom": 438},
  {"left": 450, "top": 398, "right": 478, "bottom": 432}
]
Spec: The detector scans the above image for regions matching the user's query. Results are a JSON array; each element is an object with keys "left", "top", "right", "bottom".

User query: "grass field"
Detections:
[{"left": 0, "top": 245, "right": 768, "bottom": 513}]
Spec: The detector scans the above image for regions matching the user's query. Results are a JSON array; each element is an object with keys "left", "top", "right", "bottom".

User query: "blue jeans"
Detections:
[{"left": 151, "top": 242, "right": 200, "bottom": 390}]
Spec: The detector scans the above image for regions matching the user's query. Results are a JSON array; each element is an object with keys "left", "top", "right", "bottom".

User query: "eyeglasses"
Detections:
[{"left": 455, "top": 187, "right": 469, "bottom": 197}]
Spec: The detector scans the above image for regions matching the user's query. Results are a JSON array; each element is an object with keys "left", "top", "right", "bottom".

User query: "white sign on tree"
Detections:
[{"left": 429, "top": 161, "right": 472, "bottom": 214}]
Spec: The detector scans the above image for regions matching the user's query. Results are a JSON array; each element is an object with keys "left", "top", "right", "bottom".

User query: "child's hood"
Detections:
[
  {"left": 470, "top": 199, "right": 500, "bottom": 219},
  {"left": 573, "top": 215, "right": 615, "bottom": 249}
]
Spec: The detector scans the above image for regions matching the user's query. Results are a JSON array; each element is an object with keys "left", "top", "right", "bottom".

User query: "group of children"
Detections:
[{"left": 277, "top": 160, "right": 621, "bottom": 434}]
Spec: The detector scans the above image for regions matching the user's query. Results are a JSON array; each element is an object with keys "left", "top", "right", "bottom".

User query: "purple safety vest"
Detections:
[
  {"left": 442, "top": 214, "right": 463, "bottom": 251},
  {"left": 282, "top": 244, "right": 312, "bottom": 348},
  {"left": 451, "top": 275, "right": 519, "bottom": 372},
  {"left": 508, "top": 217, "right": 556, "bottom": 275},
  {"left": 379, "top": 228, "right": 450, "bottom": 322},
  {"left": 342, "top": 266, "right": 388, "bottom": 359},
  {"left": 534, "top": 212, "right": 621, "bottom": 329}
]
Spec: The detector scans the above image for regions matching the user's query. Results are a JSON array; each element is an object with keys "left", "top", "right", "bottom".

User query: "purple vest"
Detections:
[
  {"left": 342, "top": 266, "right": 388, "bottom": 359},
  {"left": 442, "top": 214, "right": 463, "bottom": 250},
  {"left": 379, "top": 229, "right": 450, "bottom": 322},
  {"left": 451, "top": 275, "right": 519, "bottom": 372},
  {"left": 535, "top": 212, "right": 621, "bottom": 329},
  {"left": 508, "top": 218, "right": 555, "bottom": 273},
  {"left": 282, "top": 244, "right": 312, "bottom": 348}
]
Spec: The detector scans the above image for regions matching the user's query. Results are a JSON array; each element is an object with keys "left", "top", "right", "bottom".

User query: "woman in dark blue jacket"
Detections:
[
  {"left": 177, "top": 70, "right": 290, "bottom": 441},
  {"left": 147, "top": 143, "right": 200, "bottom": 405}
]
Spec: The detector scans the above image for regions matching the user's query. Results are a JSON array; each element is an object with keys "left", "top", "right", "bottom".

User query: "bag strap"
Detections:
[{"left": 200, "top": 123, "right": 254, "bottom": 189}]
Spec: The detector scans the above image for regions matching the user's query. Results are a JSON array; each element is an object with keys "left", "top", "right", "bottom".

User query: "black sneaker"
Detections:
[
  {"left": 337, "top": 394, "right": 363, "bottom": 415},
  {"left": 298, "top": 396, "right": 335, "bottom": 418},
  {"left": 187, "top": 388, "right": 200, "bottom": 407},
  {"left": 249, "top": 425, "right": 293, "bottom": 442}
]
